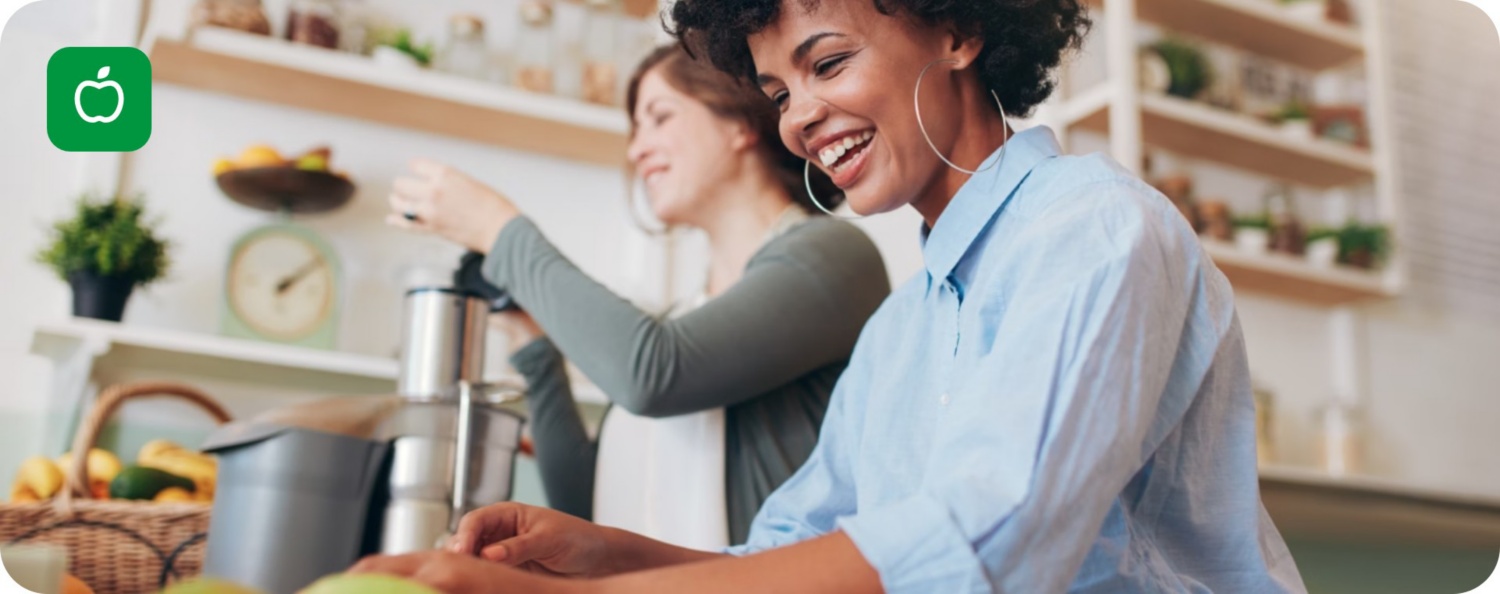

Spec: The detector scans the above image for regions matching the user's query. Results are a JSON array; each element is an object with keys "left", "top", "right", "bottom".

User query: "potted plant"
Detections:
[
  {"left": 371, "top": 28, "right": 433, "bottom": 71},
  {"left": 1281, "top": 0, "right": 1328, "bottom": 23},
  {"left": 1232, "top": 214, "right": 1271, "bottom": 255},
  {"left": 1273, "top": 99, "right": 1314, "bottom": 139},
  {"left": 1305, "top": 227, "right": 1339, "bottom": 268},
  {"left": 1149, "top": 38, "right": 1214, "bottom": 101},
  {"left": 1336, "top": 222, "right": 1390, "bottom": 270},
  {"left": 35, "top": 194, "right": 171, "bottom": 322}
]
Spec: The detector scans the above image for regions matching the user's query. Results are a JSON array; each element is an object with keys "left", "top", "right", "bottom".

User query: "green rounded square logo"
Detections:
[{"left": 47, "top": 47, "right": 152, "bottom": 152}]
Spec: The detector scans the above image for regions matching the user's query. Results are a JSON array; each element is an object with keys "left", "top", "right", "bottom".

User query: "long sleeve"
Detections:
[
  {"left": 509, "top": 337, "right": 597, "bottom": 521},
  {"left": 835, "top": 185, "right": 1203, "bottom": 593},
  {"left": 484, "top": 217, "right": 888, "bottom": 418}
]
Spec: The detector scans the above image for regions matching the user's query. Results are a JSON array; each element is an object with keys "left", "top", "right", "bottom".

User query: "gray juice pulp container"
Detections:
[{"left": 200, "top": 422, "right": 389, "bottom": 594}]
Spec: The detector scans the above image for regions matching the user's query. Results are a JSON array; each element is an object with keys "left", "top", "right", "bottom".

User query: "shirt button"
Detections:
[{"left": 940, "top": 393, "right": 951, "bottom": 406}]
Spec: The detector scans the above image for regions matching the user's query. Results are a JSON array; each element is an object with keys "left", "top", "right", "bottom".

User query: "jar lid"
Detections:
[
  {"left": 450, "top": 13, "right": 485, "bottom": 36},
  {"left": 520, "top": 0, "right": 554, "bottom": 25}
]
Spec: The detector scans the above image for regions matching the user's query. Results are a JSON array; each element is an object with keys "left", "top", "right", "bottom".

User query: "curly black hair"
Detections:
[{"left": 668, "top": 0, "right": 1092, "bottom": 119}]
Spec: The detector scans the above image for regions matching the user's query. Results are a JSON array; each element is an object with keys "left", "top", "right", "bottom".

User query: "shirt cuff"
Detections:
[
  {"left": 482, "top": 215, "right": 540, "bottom": 290},
  {"left": 509, "top": 336, "right": 562, "bottom": 377},
  {"left": 835, "top": 495, "right": 993, "bottom": 594}
]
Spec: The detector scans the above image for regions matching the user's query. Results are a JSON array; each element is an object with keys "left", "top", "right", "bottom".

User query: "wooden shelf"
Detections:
[
  {"left": 1071, "top": 91, "right": 1374, "bottom": 188},
  {"left": 1202, "top": 240, "right": 1391, "bottom": 305},
  {"left": 1260, "top": 465, "right": 1500, "bottom": 548},
  {"left": 1087, "top": 0, "right": 1364, "bottom": 71},
  {"left": 149, "top": 28, "right": 629, "bottom": 167}
]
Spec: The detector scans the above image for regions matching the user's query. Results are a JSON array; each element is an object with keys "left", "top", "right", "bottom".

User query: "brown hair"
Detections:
[{"left": 625, "top": 44, "right": 843, "bottom": 216}]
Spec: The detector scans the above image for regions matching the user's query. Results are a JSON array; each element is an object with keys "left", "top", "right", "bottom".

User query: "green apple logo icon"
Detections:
[
  {"left": 48, "top": 47, "right": 151, "bottom": 152},
  {"left": 75, "top": 66, "right": 124, "bottom": 124}
]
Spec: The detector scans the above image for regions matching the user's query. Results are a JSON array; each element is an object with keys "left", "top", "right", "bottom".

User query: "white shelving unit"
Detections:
[
  {"left": 30, "top": 318, "right": 607, "bottom": 451},
  {"left": 1049, "top": 0, "right": 1402, "bottom": 307}
]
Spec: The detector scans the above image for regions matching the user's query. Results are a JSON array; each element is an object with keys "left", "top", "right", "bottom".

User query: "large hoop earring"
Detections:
[
  {"left": 915, "top": 58, "right": 1009, "bottom": 175},
  {"left": 804, "top": 160, "right": 864, "bottom": 220}
]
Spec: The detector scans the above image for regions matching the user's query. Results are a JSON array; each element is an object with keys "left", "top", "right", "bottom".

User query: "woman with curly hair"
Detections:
[{"left": 356, "top": 1, "right": 1308, "bottom": 592}]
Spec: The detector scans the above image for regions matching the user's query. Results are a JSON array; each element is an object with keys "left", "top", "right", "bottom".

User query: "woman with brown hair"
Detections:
[{"left": 385, "top": 44, "right": 889, "bottom": 549}]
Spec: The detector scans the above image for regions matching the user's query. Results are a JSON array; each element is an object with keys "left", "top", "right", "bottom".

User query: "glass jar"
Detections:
[
  {"left": 580, "top": 0, "right": 621, "bottom": 105},
  {"left": 440, "top": 14, "right": 490, "bottom": 80},
  {"left": 513, "top": 1, "right": 556, "bottom": 94},
  {"left": 1316, "top": 400, "right": 1363, "bottom": 477},
  {"left": 286, "top": 0, "right": 341, "bottom": 49}
]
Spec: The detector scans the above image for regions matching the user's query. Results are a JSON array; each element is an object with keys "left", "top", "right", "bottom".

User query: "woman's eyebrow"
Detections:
[
  {"left": 757, "top": 32, "right": 847, "bottom": 87},
  {"left": 793, "top": 32, "right": 846, "bottom": 65}
]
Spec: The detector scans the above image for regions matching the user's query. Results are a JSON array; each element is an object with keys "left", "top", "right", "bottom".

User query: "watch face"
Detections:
[{"left": 227, "top": 230, "right": 335, "bottom": 340}]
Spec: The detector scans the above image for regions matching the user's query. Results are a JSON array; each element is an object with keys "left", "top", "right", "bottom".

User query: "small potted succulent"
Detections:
[
  {"left": 1336, "top": 222, "right": 1391, "bottom": 270},
  {"left": 1232, "top": 214, "right": 1272, "bottom": 256},
  {"left": 35, "top": 194, "right": 171, "bottom": 322},
  {"left": 1305, "top": 227, "right": 1340, "bottom": 268},
  {"left": 371, "top": 28, "right": 434, "bottom": 71},
  {"left": 1281, "top": 0, "right": 1329, "bottom": 23},
  {"left": 1273, "top": 99, "right": 1314, "bottom": 139}
]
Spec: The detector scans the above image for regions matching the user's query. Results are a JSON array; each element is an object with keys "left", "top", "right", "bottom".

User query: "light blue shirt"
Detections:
[{"left": 729, "top": 127, "right": 1306, "bottom": 593}]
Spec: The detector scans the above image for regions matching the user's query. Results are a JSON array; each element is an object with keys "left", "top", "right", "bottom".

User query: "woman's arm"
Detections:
[
  {"left": 509, "top": 337, "right": 598, "bottom": 521},
  {"left": 485, "top": 218, "right": 887, "bottom": 418}
]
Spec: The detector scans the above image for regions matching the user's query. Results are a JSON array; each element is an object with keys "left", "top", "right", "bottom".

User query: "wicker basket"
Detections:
[{"left": 0, "top": 382, "right": 232, "bottom": 594}]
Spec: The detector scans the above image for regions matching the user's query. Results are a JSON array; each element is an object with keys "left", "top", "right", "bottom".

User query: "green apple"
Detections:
[
  {"left": 161, "top": 577, "right": 266, "bottom": 594},
  {"left": 295, "top": 154, "right": 329, "bottom": 172},
  {"left": 298, "top": 574, "right": 440, "bottom": 594}
]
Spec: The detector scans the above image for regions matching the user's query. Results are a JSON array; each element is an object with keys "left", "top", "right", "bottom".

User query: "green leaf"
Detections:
[{"left": 35, "top": 193, "right": 171, "bottom": 288}]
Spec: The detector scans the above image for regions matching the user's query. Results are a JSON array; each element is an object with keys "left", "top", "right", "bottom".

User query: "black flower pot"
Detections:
[{"left": 67, "top": 270, "right": 135, "bottom": 322}]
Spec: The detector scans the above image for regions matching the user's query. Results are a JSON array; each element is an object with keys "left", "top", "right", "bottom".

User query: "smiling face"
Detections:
[
  {"left": 626, "top": 68, "right": 752, "bottom": 227},
  {"left": 749, "top": 1, "right": 974, "bottom": 217}
]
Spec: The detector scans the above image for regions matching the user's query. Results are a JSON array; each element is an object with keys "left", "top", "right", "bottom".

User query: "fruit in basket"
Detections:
[
  {"left": 298, "top": 573, "right": 440, "bottom": 594},
  {"left": 154, "top": 486, "right": 196, "bottom": 503},
  {"left": 161, "top": 577, "right": 266, "bottom": 594},
  {"left": 213, "top": 158, "right": 236, "bottom": 176},
  {"left": 108, "top": 465, "right": 195, "bottom": 501},
  {"left": 12, "top": 456, "right": 64, "bottom": 501},
  {"left": 62, "top": 573, "right": 95, "bottom": 594},
  {"left": 57, "top": 448, "right": 123, "bottom": 488},
  {"left": 138, "top": 440, "right": 218, "bottom": 501},
  {"left": 236, "top": 145, "right": 286, "bottom": 169}
]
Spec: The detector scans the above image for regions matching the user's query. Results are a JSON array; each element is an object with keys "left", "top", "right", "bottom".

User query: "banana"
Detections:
[
  {"left": 138, "top": 439, "right": 184, "bottom": 462},
  {"left": 16, "top": 456, "right": 64, "bottom": 499},
  {"left": 138, "top": 445, "right": 217, "bottom": 497}
]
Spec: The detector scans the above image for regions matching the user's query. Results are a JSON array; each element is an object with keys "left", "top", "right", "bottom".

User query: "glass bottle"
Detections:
[
  {"left": 580, "top": 0, "right": 621, "bottom": 105},
  {"left": 513, "top": 1, "right": 556, "bottom": 94},
  {"left": 286, "top": 0, "right": 341, "bottom": 50},
  {"left": 440, "top": 14, "right": 489, "bottom": 80}
]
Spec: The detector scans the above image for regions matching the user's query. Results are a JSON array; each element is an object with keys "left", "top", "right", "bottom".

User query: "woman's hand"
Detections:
[
  {"left": 388, "top": 159, "right": 520, "bottom": 254},
  {"left": 491, "top": 311, "right": 546, "bottom": 356},
  {"left": 350, "top": 550, "right": 585, "bottom": 594},
  {"left": 446, "top": 502, "right": 609, "bottom": 577}
]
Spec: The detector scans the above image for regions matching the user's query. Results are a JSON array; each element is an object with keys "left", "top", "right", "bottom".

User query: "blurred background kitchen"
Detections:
[{"left": 0, "top": 0, "right": 1497, "bottom": 592}]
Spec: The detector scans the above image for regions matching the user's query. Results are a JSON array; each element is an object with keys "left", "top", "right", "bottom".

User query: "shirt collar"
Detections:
[{"left": 919, "top": 126, "right": 1062, "bottom": 281}]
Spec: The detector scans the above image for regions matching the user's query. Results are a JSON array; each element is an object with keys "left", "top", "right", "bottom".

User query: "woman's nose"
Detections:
[
  {"left": 627, "top": 133, "right": 652, "bottom": 165},
  {"left": 781, "top": 96, "right": 829, "bottom": 158}
]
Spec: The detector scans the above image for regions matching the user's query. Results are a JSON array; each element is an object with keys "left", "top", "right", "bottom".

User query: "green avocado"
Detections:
[{"left": 107, "top": 465, "right": 195, "bottom": 500}]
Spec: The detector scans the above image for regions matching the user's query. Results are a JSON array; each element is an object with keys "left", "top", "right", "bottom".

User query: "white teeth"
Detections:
[{"left": 817, "top": 131, "right": 874, "bottom": 171}]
